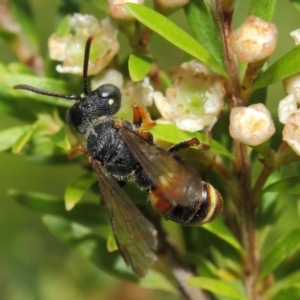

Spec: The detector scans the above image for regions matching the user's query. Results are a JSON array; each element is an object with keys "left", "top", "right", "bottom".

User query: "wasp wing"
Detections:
[
  {"left": 91, "top": 158, "right": 157, "bottom": 277},
  {"left": 119, "top": 126, "right": 204, "bottom": 206}
]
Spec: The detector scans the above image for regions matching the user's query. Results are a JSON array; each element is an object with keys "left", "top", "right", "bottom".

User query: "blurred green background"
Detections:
[{"left": 1, "top": 1, "right": 300, "bottom": 299}]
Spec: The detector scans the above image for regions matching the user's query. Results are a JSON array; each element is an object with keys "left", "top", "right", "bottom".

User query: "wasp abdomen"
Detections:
[{"left": 150, "top": 182, "right": 223, "bottom": 226}]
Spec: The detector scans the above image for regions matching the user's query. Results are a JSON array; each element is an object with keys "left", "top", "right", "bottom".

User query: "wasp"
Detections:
[{"left": 14, "top": 36, "right": 223, "bottom": 277}]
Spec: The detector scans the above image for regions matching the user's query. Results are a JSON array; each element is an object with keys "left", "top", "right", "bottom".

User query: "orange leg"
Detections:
[
  {"left": 68, "top": 144, "right": 88, "bottom": 160},
  {"left": 132, "top": 104, "right": 156, "bottom": 131}
]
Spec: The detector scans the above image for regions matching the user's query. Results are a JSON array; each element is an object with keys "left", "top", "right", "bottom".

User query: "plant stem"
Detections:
[{"left": 233, "top": 141, "right": 261, "bottom": 300}]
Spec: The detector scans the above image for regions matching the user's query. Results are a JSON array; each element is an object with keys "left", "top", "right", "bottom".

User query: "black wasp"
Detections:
[{"left": 14, "top": 36, "right": 223, "bottom": 277}]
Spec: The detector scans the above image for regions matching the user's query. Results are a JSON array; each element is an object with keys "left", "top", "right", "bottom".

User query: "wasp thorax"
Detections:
[{"left": 66, "top": 84, "right": 122, "bottom": 134}]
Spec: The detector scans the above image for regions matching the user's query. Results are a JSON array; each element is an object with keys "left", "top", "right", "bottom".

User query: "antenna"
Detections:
[
  {"left": 83, "top": 35, "right": 94, "bottom": 96},
  {"left": 13, "top": 36, "right": 96, "bottom": 101}
]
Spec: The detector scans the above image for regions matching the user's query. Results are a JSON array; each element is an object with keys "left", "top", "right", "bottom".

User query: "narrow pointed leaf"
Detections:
[
  {"left": 272, "top": 287, "right": 300, "bottom": 300},
  {"left": 248, "top": 0, "right": 276, "bottom": 21},
  {"left": 263, "top": 176, "right": 300, "bottom": 194},
  {"left": 124, "top": 3, "right": 225, "bottom": 76},
  {"left": 65, "top": 172, "right": 97, "bottom": 211},
  {"left": 52, "top": 127, "right": 71, "bottom": 150},
  {"left": 128, "top": 53, "right": 153, "bottom": 82},
  {"left": 261, "top": 227, "right": 300, "bottom": 278},
  {"left": 10, "top": 0, "right": 38, "bottom": 47},
  {"left": 148, "top": 124, "right": 234, "bottom": 159},
  {"left": 187, "top": 277, "right": 247, "bottom": 300},
  {"left": 264, "top": 270, "right": 300, "bottom": 300},
  {"left": 0, "top": 125, "right": 31, "bottom": 152},
  {"left": 7, "top": 74, "right": 76, "bottom": 107},
  {"left": 12, "top": 122, "right": 37, "bottom": 154},
  {"left": 253, "top": 46, "right": 300, "bottom": 90},
  {"left": 9, "top": 189, "right": 106, "bottom": 224},
  {"left": 185, "top": 0, "right": 224, "bottom": 68},
  {"left": 202, "top": 219, "right": 243, "bottom": 253},
  {"left": 291, "top": 0, "right": 300, "bottom": 11},
  {"left": 42, "top": 215, "right": 176, "bottom": 293}
]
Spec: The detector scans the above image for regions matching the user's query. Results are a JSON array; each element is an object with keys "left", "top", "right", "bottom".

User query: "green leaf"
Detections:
[
  {"left": 52, "top": 127, "right": 71, "bottom": 150},
  {"left": 10, "top": 0, "right": 38, "bottom": 48},
  {"left": 8, "top": 62, "right": 36, "bottom": 75},
  {"left": 6, "top": 74, "right": 76, "bottom": 107},
  {"left": 202, "top": 219, "right": 243, "bottom": 253},
  {"left": 248, "top": 0, "right": 277, "bottom": 21},
  {"left": 148, "top": 124, "right": 234, "bottom": 159},
  {"left": 12, "top": 122, "right": 37, "bottom": 154},
  {"left": 9, "top": 189, "right": 107, "bottom": 224},
  {"left": 55, "top": 0, "right": 81, "bottom": 25},
  {"left": 186, "top": 277, "right": 247, "bottom": 300},
  {"left": 264, "top": 270, "right": 300, "bottom": 300},
  {"left": 42, "top": 215, "right": 176, "bottom": 292},
  {"left": 185, "top": 0, "right": 224, "bottom": 69},
  {"left": 261, "top": 227, "right": 300, "bottom": 278},
  {"left": 107, "top": 230, "right": 118, "bottom": 252},
  {"left": 0, "top": 125, "right": 31, "bottom": 152},
  {"left": 128, "top": 53, "right": 153, "bottom": 82},
  {"left": 263, "top": 176, "right": 300, "bottom": 194},
  {"left": 124, "top": 3, "right": 225, "bottom": 76},
  {"left": 290, "top": 0, "right": 300, "bottom": 11},
  {"left": 65, "top": 173, "right": 97, "bottom": 211},
  {"left": 42, "top": 215, "right": 136, "bottom": 278},
  {"left": 253, "top": 46, "right": 300, "bottom": 90},
  {"left": 272, "top": 286, "right": 300, "bottom": 300}
]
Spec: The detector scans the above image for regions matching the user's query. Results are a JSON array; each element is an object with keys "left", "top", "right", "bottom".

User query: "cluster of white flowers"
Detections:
[{"left": 49, "top": 13, "right": 300, "bottom": 156}]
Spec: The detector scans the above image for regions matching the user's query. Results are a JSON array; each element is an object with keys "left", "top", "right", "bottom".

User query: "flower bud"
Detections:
[
  {"left": 154, "top": 0, "right": 189, "bottom": 15},
  {"left": 153, "top": 60, "right": 225, "bottom": 132},
  {"left": 278, "top": 94, "right": 298, "bottom": 124},
  {"left": 282, "top": 110, "right": 300, "bottom": 155},
  {"left": 229, "top": 104, "right": 275, "bottom": 146},
  {"left": 229, "top": 15, "right": 278, "bottom": 63},
  {"left": 108, "top": 0, "right": 144, "bottom": 21},
  {"left": 48, "top": 14, "right": 119, "bottom": 75},
  {"left": 283, "top": 73, "right": 300, "bottom": 102}
]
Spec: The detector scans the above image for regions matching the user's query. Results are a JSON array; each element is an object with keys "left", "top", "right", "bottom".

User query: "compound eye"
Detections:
[
  {"left": 95, "top": 84, "right": 122, "bottom": 115},
  {"left": 98, "top": 84, "right": 121, "bottom": 104}
]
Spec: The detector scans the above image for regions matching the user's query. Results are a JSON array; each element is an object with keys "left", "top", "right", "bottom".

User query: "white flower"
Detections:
[
  {"left": 153, "top": 60, "right": 225, "bottom": 132},
  {"left": 278, "top": 94, "right": 298, "bottom": 124},
  {"left": 229, "top": 104, "right": 275, "bottom": 146},
  {"left": 91, "top": 69, "right": 124, "bottom": 91},
  {"left": 283, "top": 110, "right": 300, "bottom": 155},
  {"left": 119, "top": 77, "right": 154, "bottom": 120},
  {"left": 108, "top": 0, "right": 144, "bottom": 21},
  {"left": 230, "top": 15, "right": 278, "bottom": 63},
  {"left": 48, "top": 14, "right": 119, "bottom": 75}
]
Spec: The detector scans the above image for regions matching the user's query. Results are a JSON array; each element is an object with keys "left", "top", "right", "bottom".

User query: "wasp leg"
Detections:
[
  {"left": 132, "top": 104, "right": 156, "bottom": 130},
  {"left": 167, "top": 136, "right": 210, "bottom": 154},
  {"left": 68, "top": 144, "right": 88, "bottom": 160},
  {"left": 168, "top": 127, "right": 212, "bottom": 153}
]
